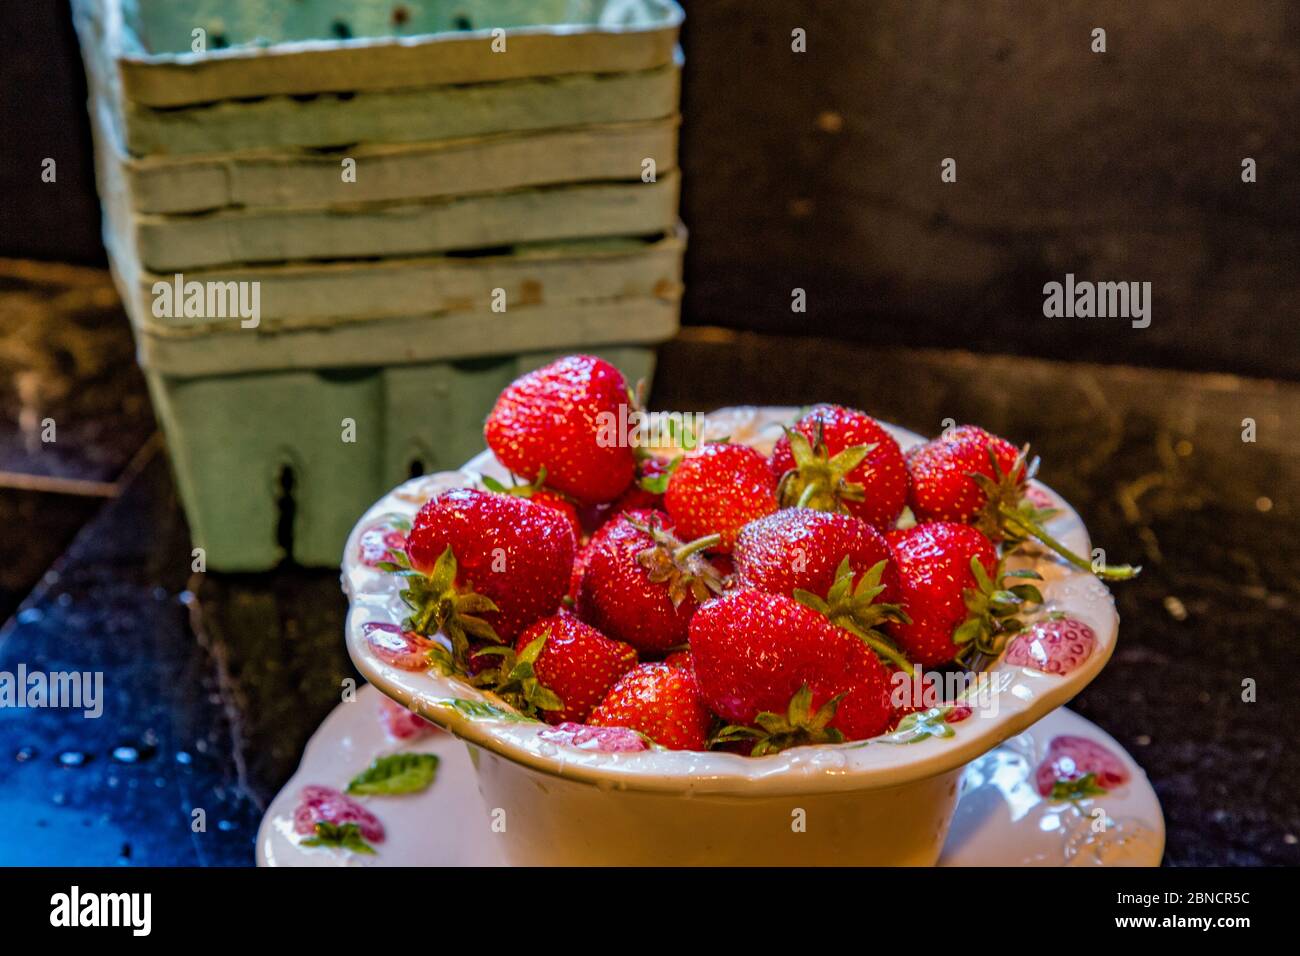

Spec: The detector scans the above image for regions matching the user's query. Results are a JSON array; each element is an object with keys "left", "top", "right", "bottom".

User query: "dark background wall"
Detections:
[{"left": 3, "top": 1, "right": 1298, "bottom": 379}]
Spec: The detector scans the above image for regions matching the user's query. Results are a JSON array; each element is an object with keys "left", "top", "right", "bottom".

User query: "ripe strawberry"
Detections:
[
  {"left": 907, "top": 425, "right": 1139, "bottom": 580},
  {"left": 403, "top": 488, "right": 574, "bottom": 666},
  {"left": 589, "top": 662, "right": 714, "bottom": 751},
  {"left": 495, "top": 611, "right": 637, "bottom": 725},
  {"left": 689, "top": 588, "right": 895, "bottom": 749},
  {"left": 1004, "top": 616, "right": 1097, "bottom": 675},
  {"left": 734, "top": 508, "right": 912, "bottom": 671},
  {"left": 663, "top": 442, "right": 777, "bottom": 552},
  {"left": 484, "top": 354, "right": 636, "bottom": 505},
  {"left": 481, "top": 470, "right": 582, "bottom": 542},
  {"left": 734, "top": 507, "right": 898, "bottom": 603},
  {"left": 769, "top": 404, "right": 909, "bottom": 533},
  {"left": 906, "top": 425, "right": 1023, "bottom": 530},
  {"left": 576, "top": 509, "right": 724, "bottom": 653},
  {"left": 885, "top": 521, "right": 1040, "bottom": 666}
]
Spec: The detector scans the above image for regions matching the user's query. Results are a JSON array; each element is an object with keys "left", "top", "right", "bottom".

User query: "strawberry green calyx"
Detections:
[
  {"left": 482, "top": 466, "right": 569, "bottom": 503},
  {"left": 971, "top": 443, "right": 1141, "bottom": 582},
  {"left": 953, "top": 557, "right": 1044, "bottom": 667},
  {"left": 793, "top": 558, "right": 915, "bottom": 676},
  {"left": 627, "top": 517, "right": 725, "bottom": 607},
  {"left": 775, "top": 425, "right": 877, "bottom": 513},
  {"left": 969, "top": 443, "right": 1035, "bottom": 541},
  {"left": 711, "top": 685, "right": 846, "bottom": 757},
  {"left": 399, "top": 546, "right": 502, "bottom": 675},
  {"left": 468, "top": 630, "right": 564, "bottom": 718}
]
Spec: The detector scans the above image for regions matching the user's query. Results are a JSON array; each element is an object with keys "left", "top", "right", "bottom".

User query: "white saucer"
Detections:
[{"left": 257, "top": 685, "right": 1164, "bottom": 867}]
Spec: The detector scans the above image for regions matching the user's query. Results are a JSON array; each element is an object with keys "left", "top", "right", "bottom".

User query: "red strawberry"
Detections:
[
  {"left": 689, "top": 588, "right": 895, "bottom": 750},
  {"left": 576, "top": 509, "right": 723, "bottom": 653},
  {"left": 589, "top": 662, "right": 714, "bottom": 751},
  {"left": 734, "top": 508, "right": 912, "bottom": 672},
  {"left": 403, "top": 488, "right": 574, "bottom": 666},
  {"left": 906, "top": 425, "right": 1023, "bottom": 530},
  {"left": 734, "top": 507, "right": 898, "bottom": 603},
  {"left": 533, "top": 489, "right": 582, "bottom": 541},
  {"left": 885, "top": 521, "right": 1042, "bottom": 666},
  {"left": 663, "top": 442, "right": 777, "bottom": 552},
  {"left": 495, "top": 611, "right": 637, "bottom": 725},
  {"left": 484, "top": 355, "right": 636, "bottom": 505},
  {"left": 907, "top": 426, "right": 1139, "bottom": 580},
  {"left": 769, "top": 404, "right": 909, "bottom": 533},
  {"left": 1004, "top": 616, "right": 1097, "bottom": 675},
  {"left": 480, "top": 470, "right": 582, "bottom": 542}
]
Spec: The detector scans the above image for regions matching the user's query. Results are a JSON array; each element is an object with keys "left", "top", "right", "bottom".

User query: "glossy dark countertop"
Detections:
[{"left": 1, "top": 278, "right": 1297, "bottom": 865}]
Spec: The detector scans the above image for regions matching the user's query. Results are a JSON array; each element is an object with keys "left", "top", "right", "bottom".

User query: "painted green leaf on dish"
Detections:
[{"left": 346, "top": 753, "right": 440, "bottom": 795}]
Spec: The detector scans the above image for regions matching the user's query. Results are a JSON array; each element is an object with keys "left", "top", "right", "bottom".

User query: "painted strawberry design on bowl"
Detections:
[
  {"left": 356, "top": 515, "right": 410, "bottom": 568},
  {"left": 1005, "top": 617, "right": 1098, "bottom": 675},
  {"left": 292, "top": 785, "right": 385, "bottom": 853},
  {"left": 343, "top": 356, "right": 1141, "bottom": 866}
]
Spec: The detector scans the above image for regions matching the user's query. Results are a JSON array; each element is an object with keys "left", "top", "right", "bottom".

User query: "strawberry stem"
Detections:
[
  {"left": 775, "top": 425, "right": 874, "bottom": 514},
  {"left": 673, "top": 533, "right": 722, "bottom": 562},
  {"left": 629, "top": 518, "right": 726, "bottom": 607},
  {"left": 997, "top": 505, "right": 1140, "bottom": 581}
]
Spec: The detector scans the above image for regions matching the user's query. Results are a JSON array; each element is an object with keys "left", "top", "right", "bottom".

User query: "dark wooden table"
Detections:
[{"left": 1, "top": 263, "right": 1297, "bottom": 865}]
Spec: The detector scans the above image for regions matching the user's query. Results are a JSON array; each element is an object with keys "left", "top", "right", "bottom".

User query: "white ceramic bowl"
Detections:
[{"left": 343, "top": 407, "right": 1119, "bottom": 865}]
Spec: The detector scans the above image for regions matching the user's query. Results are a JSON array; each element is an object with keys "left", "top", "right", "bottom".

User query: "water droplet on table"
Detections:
[{"left": 58, "top": 750, "right": 90, "bottom": 768}]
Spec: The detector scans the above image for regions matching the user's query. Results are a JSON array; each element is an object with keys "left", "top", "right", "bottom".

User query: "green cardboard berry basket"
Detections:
[{"left": 70, "top": 0, "right": 686, "bottom": 569}]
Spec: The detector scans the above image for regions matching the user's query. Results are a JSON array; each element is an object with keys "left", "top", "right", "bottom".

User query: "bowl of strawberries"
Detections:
[{"left": 344, "top": 355, "right": 1138, "bottom": 865}]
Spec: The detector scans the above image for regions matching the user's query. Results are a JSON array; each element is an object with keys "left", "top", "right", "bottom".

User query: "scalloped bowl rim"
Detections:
[{"left": 343, "top": 406, "right": 1119, "bottom": 797}]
